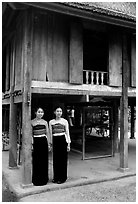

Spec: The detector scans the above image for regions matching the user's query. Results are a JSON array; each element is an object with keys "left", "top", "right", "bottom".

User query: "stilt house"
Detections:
[{"left": 2, "top": 2, "right": 136, "bottom": 186}]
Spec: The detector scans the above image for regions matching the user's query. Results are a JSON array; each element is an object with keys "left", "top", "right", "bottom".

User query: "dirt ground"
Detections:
[{"left": 19, "top": 176, "right": 136, "bottom": 202}]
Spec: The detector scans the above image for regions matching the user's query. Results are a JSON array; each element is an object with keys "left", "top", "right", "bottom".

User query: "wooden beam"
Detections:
[
  {"left": 21, "top": 11, "right": 33, "bottom": 186},
  {"left": 31, "top": 81, "right": 136, "bottom": 97},
  {"left": 119, "top": 34, "right": 129, "bottom": 170}
]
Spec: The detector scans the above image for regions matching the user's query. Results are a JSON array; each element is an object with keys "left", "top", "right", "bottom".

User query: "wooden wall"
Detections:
[
  {"left": 14, "top": 18, "right": 24, "bottom": 91},
  {"left": 131, "top": 35, "right": 136, "bottom": 87},
  {"left": 32, "top": 12, "right": 48, "bottom": 81},
  {"left": 4, "top": 10, "right": 135, "bottom": 93},
  {"left": 52, "top": 15, "right": 69, "bottom": 82},
  {"left": 69, "top": 21, "right": 83, "bottom": 84},
  {"left": 109, "top": 32, "right": 122, "bottom": 87},
  {"left": 32, "top": 12, "right": 69, "bottom": 82}
]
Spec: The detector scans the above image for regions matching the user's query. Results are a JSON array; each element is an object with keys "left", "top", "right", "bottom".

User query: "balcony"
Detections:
[{"left": 83, "top": 70, "right": 108, "bottom": 85}]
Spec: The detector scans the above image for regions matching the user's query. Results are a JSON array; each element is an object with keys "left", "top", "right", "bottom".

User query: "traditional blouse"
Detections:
[
  {"left": 49, "top": 118, "right": 71, "bottom": 144},
  {"left": 31, "top": 118, "right": 49, "bottom": 141}
]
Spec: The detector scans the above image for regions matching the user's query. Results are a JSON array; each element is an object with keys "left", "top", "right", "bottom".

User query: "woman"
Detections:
[
  {"left": 31, "top": 107, "right": 50, "bottom": 186},
  {"left": 49, "top": 106, "right": 71, "bottom": 184}
]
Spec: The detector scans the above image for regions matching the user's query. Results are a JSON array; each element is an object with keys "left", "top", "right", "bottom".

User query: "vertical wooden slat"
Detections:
[
  {"left": 69, "top": 21, "right": 83, "bottom": 84},
  {"left": 120, "top": 34, "right": 129, "bottom": 170},
  {"left": 109, "top": 32, "right": 122, "bottom": 86},
  {"left": 86, "top": 71, "right": 89, "bottom": 84},
  {"left": 101, "top": 72, "right": 104, "bottom": 85},
  {"left": 47, "top": 14, "right": 53, "bottom": 81},
  {"left": 53, "top": 15, "right": 69, "bottom": 82},
  {"left": 96, "top": 72, "right": 99, "bottom": 85},
  {"left": 131, "top": 35, "right": 136, "bottom": 87},
  {"left": 5, "top": 45, "right": 10, "bottom": 91},
  {"left": 91, "top": 71, "right": 94, "bottom": 85},
  {"left": 32, "top": 12, "right": 48, "bottom": 81},
  {"left": 21, "top": 11, "right": 33, "bottom": 186}
]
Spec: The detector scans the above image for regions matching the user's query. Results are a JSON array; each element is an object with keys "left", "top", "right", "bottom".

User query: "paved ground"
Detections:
[
  {"left": 19, "top": 176, "right": 136, "bottom": 202},
  {"left": 2, "top": 175, "right": 18, "bottom": 202},
  {"left": 2, "top": 138, "right": 136, "bottom": 201}
]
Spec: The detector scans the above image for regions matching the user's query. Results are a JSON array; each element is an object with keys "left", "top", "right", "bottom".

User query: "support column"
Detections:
[
  {"left": 9, "top": 41, "right": 18, "bottom": 168},
  {"left": 21, "top": 11, "right": 33, "bottom": 186},
  {"left": 9, "top": 90, "right": 18, "bottom": 168},
  {"left": 119, "top": 34, "right": 129, "bottom": 171},
  {"left": 130, "top": 105, "right": 135, "bottom": 139},
  {"left": 113, "top": 101, "right": 119, "bottom": 153}
]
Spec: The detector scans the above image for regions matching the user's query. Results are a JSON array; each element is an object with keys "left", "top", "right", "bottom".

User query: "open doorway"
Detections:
[{"left": 66, "top": 104, "right": 114, "bottom": 159}]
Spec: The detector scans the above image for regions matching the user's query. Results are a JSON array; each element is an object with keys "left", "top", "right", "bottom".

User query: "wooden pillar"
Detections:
[
  {"left": 130, "top": 105, "right": 135, "bottom": 139},
  {"left": 119, "top": 34, "right": 129, "bottom": 170},
  {"left": 9, "top": 42, "right": 18, "bottom": 168},
  {"left": 9, "top": 94, "right": 18, "bottom": 168},
  {"left": 21, "top": 11, "right": 33, "bottom": 186},
  {"left": 113, "top": 101, "right": 119, "bottom": 153}
]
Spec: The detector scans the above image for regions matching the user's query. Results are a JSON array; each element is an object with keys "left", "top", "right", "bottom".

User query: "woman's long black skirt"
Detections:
[
  {"left": 32, "top": 136, "right": 48, "bottom": 186},
  {"left": 53, "top": 135, "right": 68, "bottom": 183}
]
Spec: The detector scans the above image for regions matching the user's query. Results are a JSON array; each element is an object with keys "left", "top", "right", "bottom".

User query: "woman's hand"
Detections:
[{"left": 67, "top": 144, "right": 70, "bottom": 152}]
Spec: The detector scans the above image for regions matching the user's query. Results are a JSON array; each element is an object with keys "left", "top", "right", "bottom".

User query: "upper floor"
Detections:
[{"left": 2, "top": 2, "right": 136, "bottom": 100}]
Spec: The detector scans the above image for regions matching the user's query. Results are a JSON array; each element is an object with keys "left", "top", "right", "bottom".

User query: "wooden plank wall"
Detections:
[
  {"left": 14, "top": 19, "right": 23, "bottom": 90},
  {"left": 52, "top": 15, "right": 69, "bottom": 82},
  {"left": 32, "top": 12, "right": 69, "bottom": 82},
  {"left": 32, "top": 12, "right": 48, "bottom": 81},
  {"left": 109, "top": 32, "right": 122, "bottom": 86},
  {"left": 69, "top": 21, "right": 83, "bottom": 84},
  {"left": 5, "top": 44, "right": 10, "bottom": 91},
  {"left": 131, "top": 35, "right": 136, "bottom": 87}
]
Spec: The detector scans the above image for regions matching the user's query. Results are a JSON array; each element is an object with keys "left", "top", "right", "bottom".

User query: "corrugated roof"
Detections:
[{"left": 59, "top": 2, "right": 136, "bottom": 21}]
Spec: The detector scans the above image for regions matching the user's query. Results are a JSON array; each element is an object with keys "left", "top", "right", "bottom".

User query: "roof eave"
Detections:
[{"left": 21, "top": 2, "right": 136, "bottom": 30}]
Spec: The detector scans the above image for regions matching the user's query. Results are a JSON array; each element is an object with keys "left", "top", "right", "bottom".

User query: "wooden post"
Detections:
[
  {"left": 9, "top": 93, "right": 18, "bottom": 168},
  {"left": 21, "top": 11, "right": 33, "bottom": 186},
  {"left": 119, "top": 34, "right": 129, "bottom": 171},
  {"left": 130, "top": 105, "right": 135, "bottom": 139},
  {"left": 113, "top": 101, "right": 119, "bottom": 153},
  {"left": 9, "top": 42, "right": 18, "bottom": 168}
]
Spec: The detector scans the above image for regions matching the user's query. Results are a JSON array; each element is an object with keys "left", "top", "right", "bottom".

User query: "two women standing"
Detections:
[{"left": 31, "top": 106, "right": 71, "bottom": 186}]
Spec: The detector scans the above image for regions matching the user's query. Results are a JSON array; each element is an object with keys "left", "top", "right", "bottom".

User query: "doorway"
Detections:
[{"left": 66, "top": 104, "right": 114, "bottom": 160}]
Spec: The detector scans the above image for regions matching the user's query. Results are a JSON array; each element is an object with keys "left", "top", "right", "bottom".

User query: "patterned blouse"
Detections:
[
  {"left": 49, "top": 118, "right": 71, "bottom": 144},
  {"left": 31, "top": 118, "right": 50, "bottom": 142}
]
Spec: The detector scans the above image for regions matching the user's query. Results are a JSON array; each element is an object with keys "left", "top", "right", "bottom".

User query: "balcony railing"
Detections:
[{"left": 83, "top": 70, "right": 108, "bottom": 85}]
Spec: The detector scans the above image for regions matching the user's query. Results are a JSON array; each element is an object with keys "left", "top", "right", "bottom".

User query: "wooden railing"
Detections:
[{"left": 83, "top": 70, "right": 108, "bottom": 85}]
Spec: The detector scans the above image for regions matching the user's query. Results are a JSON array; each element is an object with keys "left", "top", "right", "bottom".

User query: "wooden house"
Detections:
[{"left": 2, "top": 2, "right": 136, "bottom": 186}]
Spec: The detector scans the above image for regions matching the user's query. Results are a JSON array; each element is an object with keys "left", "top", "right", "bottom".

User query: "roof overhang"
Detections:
[{"left": 20, "top": 2, "right": 136, "bottom": 30}]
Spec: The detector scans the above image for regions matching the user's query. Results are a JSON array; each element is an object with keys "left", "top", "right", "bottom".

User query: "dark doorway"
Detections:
[{"left": 66, "top": 104, "right": 114, "bottom": 159}]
